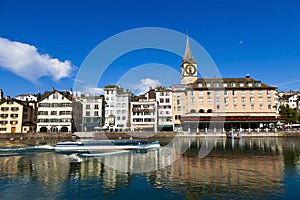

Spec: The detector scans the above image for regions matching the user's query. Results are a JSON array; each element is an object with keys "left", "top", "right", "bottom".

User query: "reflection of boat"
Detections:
[
  {"left": 226, "top": 130, "right": 242, "bottom": 139},
  {"left": 54, "top": 139, "right": 160, "bottom": 152}
]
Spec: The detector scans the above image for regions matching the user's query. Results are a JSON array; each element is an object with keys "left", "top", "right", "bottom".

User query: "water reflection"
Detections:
[{"left": 0, "top": 137, "right": 299, "bottom": 199}]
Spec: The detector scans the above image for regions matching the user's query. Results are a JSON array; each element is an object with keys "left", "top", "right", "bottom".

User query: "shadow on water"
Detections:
[{"left": 0, "top": 137, "right": 299, "bottom": 199}]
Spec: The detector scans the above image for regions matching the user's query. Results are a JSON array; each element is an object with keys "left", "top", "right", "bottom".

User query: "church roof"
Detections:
[{"left": 183, "top": 36, "right": 196, "bottom": 64}]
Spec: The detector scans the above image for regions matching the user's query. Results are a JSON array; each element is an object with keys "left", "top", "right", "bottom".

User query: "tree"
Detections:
[{"left": 279, "top": 105, "right": 298, "bottom": 124}]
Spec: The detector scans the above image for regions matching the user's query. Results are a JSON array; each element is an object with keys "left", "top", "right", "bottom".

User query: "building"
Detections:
[
  {"left": 37, "top": 89, "right": 73, "bottom": 133},
  {"left": 155, "top": 88, "right": 173, "bottom": 131},
  {"left": 278, "top": 92, "right": 299, "bottom": 110},
  {"left": 104, "top": 85, "right": 132, "bottom": 131},
  {"left": 131, "top": 98, "right": 158, "bottom": 132},
  {"left": 74, "top": 93, "right": 104, "bottom": 132},
  {"left": 15, "top": 94, "right": 38, "bottom": 102},
  {"left": 172, "top": 36, "right": 281, "bottom": 133},
  {"left": 0, "top": 96, "right": 36, "bottom": 133}
]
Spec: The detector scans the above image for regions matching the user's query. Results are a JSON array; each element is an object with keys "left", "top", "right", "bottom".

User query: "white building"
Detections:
[
  {"left": 37, "top": 89, "right": 73, "bottom": 133},
  {"left": 131, "top": 100, "right": 158, "bottom": 132},
  {"left": 278, "top": 92, "right": 299, "bottom": 110},
  {"left": 104, "top": 85, "right": 132, "bottom": 131},
  {"left": 156, "top": 88, "right": 173, "bottom": 131}
]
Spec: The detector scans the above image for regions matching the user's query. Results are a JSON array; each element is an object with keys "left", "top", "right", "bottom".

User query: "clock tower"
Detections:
[{"left": 181, "top": 36, "right": 197, "bottom": 84}]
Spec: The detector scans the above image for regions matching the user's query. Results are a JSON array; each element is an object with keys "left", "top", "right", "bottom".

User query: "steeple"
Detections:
[{"left": 183, "top": 36, "right": 196, "bottom": 64}]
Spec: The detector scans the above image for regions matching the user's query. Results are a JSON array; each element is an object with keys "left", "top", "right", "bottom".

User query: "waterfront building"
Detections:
[
  {"left": 130, "top": 97, "right": 158, "bottom": 132},
  {"left": 104, "top": 85, "right": 132, "bottom": 130},
  {"left": 155, "top": 87, "right": 173, "bottom": 131},
  {"left": 37, "top": 89, "right": 73, "bottom": 133},
  {"left": 0, "top": 96, "right": 36, "bottom": 133},
  {"left": 278, "top": 92, "right": 299, "bottom": 110},
  {"left": 172, "top": 36, "right": 281, "bottom": 132},
  {"left": 73, "top": 93, "right": 104, "bottom": 132}
]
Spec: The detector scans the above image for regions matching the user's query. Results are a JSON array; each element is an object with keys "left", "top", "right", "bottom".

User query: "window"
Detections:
[
  {"left": 11, "top": 107, "right": 19, "bottom": 111},
  {"left": 259, "top": 97, "right": 263, "bottom": 103},
  {"left": 250, "top": 90, "right": 254, "bottom": 96},
  {"left": 190, "top": 91, "right": 194, "bottom": 96},
  {"left": 267, "top": 97, "right": 272, "bottom": 103},
  {"left": 94, "top": 111, "right": 99, "bottom": 116},
  {"left": 199, "top": 91, "right": 203, "bottom": 96},
  {"left": 122, "top": 110, "right": 126, "bottom": 114},
  {"left": 267, "top": 90, "right": 271, "bottom": 96},
  {"left": 224, "top": 90, "right": 228, "bottom": 96},
  {"left": 53, "top": 93, "right": 58, "bottom": 99},
  {"left": 241, "top": 90, "right": 246, "bottom": 96},
  {"left": 199, "top": 98, "right": 204, "bottom": 104},
  {"left": 223, "top": 82, "right": 228, "bottom": 87},
  {"left": 52, "top": 103, "right": 59, "bottom": 107},
  {"left": 86, "top": 111, "right": 90, "bottom": 116},
  {"left": 248, "top": 82, "right": 253, "bottom": 87},
  {"left": 256, "top": 82, "right": 262, "bottom": 87},
  {"left": 214, "top": 82, "right": 219, "bottom": 87},
  {"left": 51, "top": 111, "right": 57, "bottom": 115},
  {"left": 165, "top": 98, "right": 170, "bottom": 103},
  {"left": 10, "top": 121, "right": 18, "bottom": 125},
  {"left": 0, "top": 121, "right": 8, "bottom": 125},
  {"left": 0, "top": 114, "right": 8, "bottom": 118},
  {"left": 191, "top": 98, "right": 195, "bottom": 104},
  {"left": 258, "top": 90, "right": 263, "bottom": 96},
  {"left": 239, "top": 82, "right": 245, "bottom": 87},
  {"left": 208, "top": 98, "right": 212, "bottom": 104},
  {"left": 216, "top": 105, "right": 220, "bottom": 110},
  {"left": 241, "top": 97, "right": 246, "bottom": 103},
  {"left": 0, "top": 128, "right": 6, "bottom": 131},
  {"left": 215, "top": 90, "right": 220, "bottom": 96},
  {"left": 232, "top": 90, "right": 237, "bottom": 96},
  {"left": 122, "top": 116, "right": 126, "bottom": 120},
  {"left": 231, "top": 82, "right": 236, "bottom": 87},
  {"left": 233, "top": 98, "right": 238, "bottom": 103},
  {"left": 259, "top": 105, "right": 263, "bottom": 110},
  {"left": 198, "top": 83, "right": 203, "bottom": 87},
  {"left": 251, "top": 105, "right": 255, "bottom": 110},
  {"left": 160, "top": 99, "right": 164, "bottom": 103},
  {"left": 86, "top": 104, "right": 90, "bottom": 109},
  {"left": 1, "top": 107, "right": 9, "bottom": 111},
  {"left": 216, "top": 98, "right": 220, "bottom": 103},
  {"left": 242, "top": 105, "right": 246, "bottom": 110},
  {"left": 117, "top": 110, "right": 121, "bottom": 114},
  {"left": 95, "top": 104, "right": 99, "bottom": 109},
  {"left": 207, "top": 91, "right": 211, "bottom": 96},
  {"left": 224, "top": 98, "right": 229, "bottom": 104},
  {"left": 234, "top": 105, "right": 238, "bottom": 110},
  {"left": 268, "top": 105, "right": 272, "bottom": 110},
  {"left": 206, "top": 83, "right": 211, "bottom": 87},
  {"left": 177, "top": 106, "right": 182, "bottom": 111},
  {"left": 250, "top": 97, "right": 255, "bottom": 103}
]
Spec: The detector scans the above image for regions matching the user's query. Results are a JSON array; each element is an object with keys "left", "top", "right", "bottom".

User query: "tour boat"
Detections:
[
  {"left": 54, "top": 139, "right": 160, "bottom": 152},
  {"left": 226, "top": 130, "right": 242, "bottom": 139}
]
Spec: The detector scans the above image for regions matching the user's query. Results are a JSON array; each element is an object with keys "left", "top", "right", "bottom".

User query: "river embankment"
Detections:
[{"left": 1, "top": 131, "right": 300, "bottom": 141}]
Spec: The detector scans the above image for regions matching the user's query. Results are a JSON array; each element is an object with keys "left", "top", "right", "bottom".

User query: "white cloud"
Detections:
[
  {"left": 134, "top": 78, "right": 161, "bottom": 95},
  {"left": 84, "top": 87, "right": 104, "bottom": 96},
  {"left": 0, "top": 37, "right": 75, "bottom": 82}
]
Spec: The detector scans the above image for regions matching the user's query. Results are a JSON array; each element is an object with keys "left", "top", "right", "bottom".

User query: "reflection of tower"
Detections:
[{"left": 181, "top": 36, "right": 197, "bottom": 85}]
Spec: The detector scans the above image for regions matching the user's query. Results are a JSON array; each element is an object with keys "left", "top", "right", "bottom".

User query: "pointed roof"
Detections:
[{"left": 183, "top": 36, "right": 196, "bottom": 64}]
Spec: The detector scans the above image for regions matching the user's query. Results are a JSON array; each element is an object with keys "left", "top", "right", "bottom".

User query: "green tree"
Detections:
[{"left": 279, "top": 105, "right": 298, "bottom": 123}]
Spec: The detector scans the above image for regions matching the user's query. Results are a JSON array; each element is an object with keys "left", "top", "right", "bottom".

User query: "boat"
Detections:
[{"left": 54, "top": 139, "right": 160, "bottom": 153}]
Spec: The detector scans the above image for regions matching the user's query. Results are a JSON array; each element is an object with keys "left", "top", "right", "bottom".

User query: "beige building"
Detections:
[
  {"left": 172, "top": 36, "right": 281, "bottom": 132},
  {"left": 0, "top": 97, "right": 36, "bottom": 133}
]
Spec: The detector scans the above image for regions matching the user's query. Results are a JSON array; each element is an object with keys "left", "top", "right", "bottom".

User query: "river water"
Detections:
[{"left": 0, "top": 137, "right": 299, "bottom": 200}]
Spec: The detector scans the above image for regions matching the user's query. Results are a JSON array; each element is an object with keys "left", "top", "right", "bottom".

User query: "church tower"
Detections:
[{"left": 181, "top": 36, "right": 197, "bottom": 84}]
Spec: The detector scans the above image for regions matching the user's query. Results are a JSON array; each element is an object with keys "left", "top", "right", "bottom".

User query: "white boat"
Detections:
[{"left": 54, "top": 139, "right": 160, "bottom": 152}]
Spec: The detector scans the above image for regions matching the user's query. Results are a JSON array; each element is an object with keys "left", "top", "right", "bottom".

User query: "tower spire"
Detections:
[{"left": 183, "top": 35, "right": 196, "bottom": 64}]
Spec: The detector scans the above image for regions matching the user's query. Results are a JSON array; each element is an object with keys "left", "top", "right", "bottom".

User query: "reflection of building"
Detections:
[
  {"left": 0, "top": 96, "right": 36, "bottom": 133},
  {"left": 37, "top": 89, "right": 73, "bottom": 132}
]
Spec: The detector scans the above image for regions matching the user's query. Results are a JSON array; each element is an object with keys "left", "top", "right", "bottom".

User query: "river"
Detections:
[{"left": 0, "top": 137, "right": 299, "bottom": 199}]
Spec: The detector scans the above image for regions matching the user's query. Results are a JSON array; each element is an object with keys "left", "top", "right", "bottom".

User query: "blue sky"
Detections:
[{"left": 0, "top": 0, "right": 299, "bottom": 96}]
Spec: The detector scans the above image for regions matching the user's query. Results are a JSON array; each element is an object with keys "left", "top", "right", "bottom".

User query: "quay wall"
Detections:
[{"left": 1, "top": 131, "right": 299, "bottom": 140}]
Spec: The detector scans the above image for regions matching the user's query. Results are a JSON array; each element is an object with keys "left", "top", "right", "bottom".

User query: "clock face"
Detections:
[{"left": 185, "top": 64, "right": 196, "bottom": 76}]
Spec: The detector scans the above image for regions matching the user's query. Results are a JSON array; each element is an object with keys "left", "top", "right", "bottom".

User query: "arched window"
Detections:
[
  {"left": 190, "top": 109, "right": 196, "bottom": 113},
  {"left": 199, "top": 109, "right": 205, "bottom": 113},
  {"left": 207, "top": 109, "right": 213, "bottom": 113}
]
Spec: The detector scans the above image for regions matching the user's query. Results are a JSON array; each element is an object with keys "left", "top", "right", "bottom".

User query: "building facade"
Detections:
[
  {"left": 37, "top": 89, "right": 73, "bottom": 133},
  {"left": 104, "top": 85, "right": 132, "bottom": 130},
  {"left": 156, "top": 88, "right": 173, "bottom": 131},
  {"left": 0, "top": 97, "right": 35, "bottom": 133}
]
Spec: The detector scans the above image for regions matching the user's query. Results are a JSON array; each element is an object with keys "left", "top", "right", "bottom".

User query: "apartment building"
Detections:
[
  {"left": 0, "top": 97, "right": 35, "bottom": 133},
  {"left": 37, "top": 89, "right": 73, "bottom": 133},
  {"left": 79, "top": 94, "right": 104, "bottom": 132},
  {"left": 104, "top": 85, "right": 132, "bottom": 130},
  {"left": 155, "top": 88, "right": 173, "bottom": 131}
]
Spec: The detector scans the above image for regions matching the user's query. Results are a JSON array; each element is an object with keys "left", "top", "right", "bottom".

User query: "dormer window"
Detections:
[
  {"left": 53, "top": 93, "right": 58, "bottom": 99},
  {"left": 231, "top": 82, "right": 236, "bottom": 87},
  {"left": 214, "top": 82, "right": 219, "bottom": 87},
  {"left": 198, "top": 82, "right": 203, "bottom": 88},
  {"left": 247, "top": 82, "right": 253, "bottom": 87},
  {"left": 255, "top": 82, "right": 261, "bottom": 87},
  {"left": 223, "top": 82, "right": 228, "bottom": 87},
  {"left": 206, "top": 83, "right": 211, "bottom": 87},
  {"left": 239, "top": 82, "right": 245, "bottom": 87}
]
